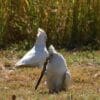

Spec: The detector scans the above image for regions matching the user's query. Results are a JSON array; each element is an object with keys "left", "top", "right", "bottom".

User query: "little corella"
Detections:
[
  {"left": 15, "top": 28, "right": 49, "bottom": 68},
  {"left": 46, "top": 45, "right": 71, "bottom": 93},
  {"left": 35, "top": 45, "right": 71, "bottom": 93}
]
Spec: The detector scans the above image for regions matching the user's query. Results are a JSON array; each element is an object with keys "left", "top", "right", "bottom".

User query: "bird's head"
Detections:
[
  {"left": 35, "top": 28, "right": 47, "bottom": 46},
  {"left": 48, "top": 45, "right": 57, "bottom": 55},
  {"left": 37, "top": 28, "right": 47, "bottom": 41}
]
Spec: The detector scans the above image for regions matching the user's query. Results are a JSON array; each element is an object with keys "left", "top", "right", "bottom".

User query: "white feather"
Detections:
[
  {"left": 46, "top": 45, "right": 71, "bottom": 92},
  {"left": 15, "top": 28, "right": 49, "bottom": 68}
]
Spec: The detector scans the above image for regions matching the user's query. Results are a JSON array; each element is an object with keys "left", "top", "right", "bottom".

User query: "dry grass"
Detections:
[{"left": 0, "top": 50, "right": 100, "bottom": 100}]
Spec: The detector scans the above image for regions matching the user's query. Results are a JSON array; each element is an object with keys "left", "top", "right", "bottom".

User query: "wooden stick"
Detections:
[{"left": 35, "top": 57, "right": 49, "bottom": 90}]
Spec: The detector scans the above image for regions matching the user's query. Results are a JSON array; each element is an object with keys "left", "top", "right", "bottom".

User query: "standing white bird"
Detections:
[
  {"left": 46, "top": 45, "right": 71, "bottom": 93},
  {"left": 15, "top": 28, "right": 49, "bottom": 68}
]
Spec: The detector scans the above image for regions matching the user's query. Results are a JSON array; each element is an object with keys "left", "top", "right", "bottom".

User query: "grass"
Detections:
[
  {"left": 0, "top": 49, "right": 100, "bottom": 100},
  {"left": 1, "top": 0, "right": 100, "bottom": 49}
]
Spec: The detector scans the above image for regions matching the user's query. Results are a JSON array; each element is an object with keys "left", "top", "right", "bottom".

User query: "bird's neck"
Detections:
[{"left": 35, "top": 39, "right": 46, "bottom": 47}]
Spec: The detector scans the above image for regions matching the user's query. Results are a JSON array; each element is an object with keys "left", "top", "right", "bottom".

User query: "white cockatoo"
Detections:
[
  {"left": 15, "top": 28, "right": 49, "bottom": 68},
  {"left": 46, "top": 45, "right": 71, "bottom": 93}
]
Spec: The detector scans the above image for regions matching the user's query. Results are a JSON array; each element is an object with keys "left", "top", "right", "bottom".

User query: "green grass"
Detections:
[
  {"left": 0, "top": 0, "right": 100, "bottom": 49},
  {"left": 0, "top": 50, "right": 100, "bottom": 100}
]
